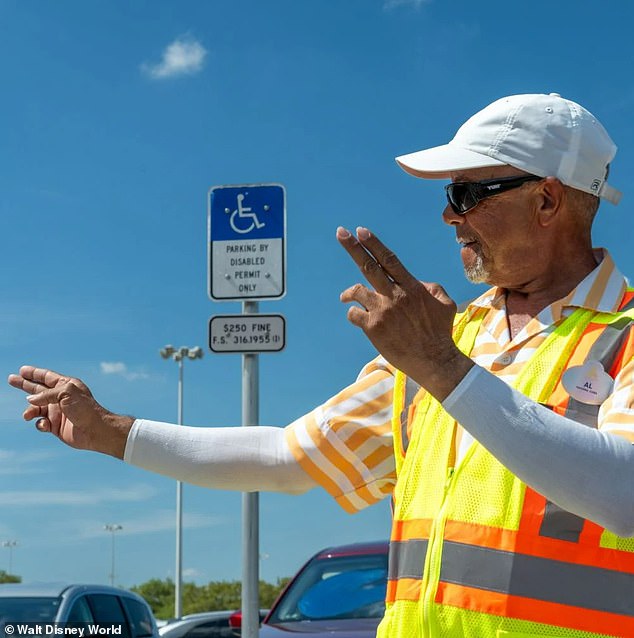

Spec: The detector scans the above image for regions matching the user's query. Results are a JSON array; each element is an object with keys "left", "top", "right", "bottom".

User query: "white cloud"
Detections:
[
  {"left": 20, "top": 510, "right": 227, "bottom": 550},
  {"left": 0, "top": 484, "right": 156, "bottom": 507},
  {"left": 76, "top": 510, "right": 226, "bottom": 539},
  {"left": 100, "top": 362, "right": 126, "bottom": 375},
  {"left": 384, "top": 0, "right": 430, "bottom": 9},
  {"left": 182, "top": 567, "right": 201, "bottom": 579},
  {"left": 142, "top": 36, "right": 207, "bottom": 79},
  {"left": 100, "top": 361, "right": 149, "bottom": 381},
  {"left": 0, "top": 449, "right": 58, "bottom": 475}
]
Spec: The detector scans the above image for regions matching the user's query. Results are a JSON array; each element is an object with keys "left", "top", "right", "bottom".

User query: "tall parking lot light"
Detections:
[
  {"left": 2, "top": 540, "right": 17, "bottom": 575},
  {"left": 103, "top": 525, "right": 122, "bottom": 586},
  {"left": 159, "top": 345, "right": 204, "bottom": 619}
]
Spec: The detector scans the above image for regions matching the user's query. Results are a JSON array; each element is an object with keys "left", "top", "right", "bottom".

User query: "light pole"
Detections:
[
  {"left": 2, "top": 541, "right": 17, "bottom": 575},
  {"left": 104, "top": 524, "right": 122, "bottom": 586},
  {"left": 159, "top": 345, "right": 204, "bottom": 619}
]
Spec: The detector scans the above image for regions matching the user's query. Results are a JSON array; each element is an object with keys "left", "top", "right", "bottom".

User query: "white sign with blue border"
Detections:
[{"left": 208, "top": 183, "right": 286, "bottom": 301}]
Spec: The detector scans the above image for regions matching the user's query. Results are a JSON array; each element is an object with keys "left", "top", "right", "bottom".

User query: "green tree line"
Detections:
[
  {"left": 0, "top": 571, "right": 288, "bottom": 620},
  {"left": 131, "top": 577, "right": 290, "bottom": 620}
]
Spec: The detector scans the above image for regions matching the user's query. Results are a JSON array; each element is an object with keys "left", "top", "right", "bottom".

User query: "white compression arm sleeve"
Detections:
[
  {"left": 123, "top": 419, "right": 316, "bottom": 495},
  {"left": 443, "top": 366, "right": 634, "bottom": 537}
]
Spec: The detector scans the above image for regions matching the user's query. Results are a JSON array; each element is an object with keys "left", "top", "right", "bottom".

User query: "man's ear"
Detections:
[{"left": 535, "top": 176, "right": 565, "bottom": 227}]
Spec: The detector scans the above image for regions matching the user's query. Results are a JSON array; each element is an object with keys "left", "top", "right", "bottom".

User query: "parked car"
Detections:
[
  {"left": 0, "top": 583, "right": 159, "bottom": 638},
  {"left": 159, "top": 609, "right": 268, "bottom": 638},
  {"left": 260, "top": 540, "right": 389, "bottom": 637}
]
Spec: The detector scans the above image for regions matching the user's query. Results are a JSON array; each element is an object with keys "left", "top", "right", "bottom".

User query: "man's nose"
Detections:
[{"left": 442, "top": 204, "right": 465, "bottom": 226}]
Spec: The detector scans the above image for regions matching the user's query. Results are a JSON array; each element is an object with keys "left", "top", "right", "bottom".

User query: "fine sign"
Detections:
[
  {"left": 208, "top": 183, "right": 286, "bottom": 301},
  {"left": 209, "top": 314, "right": 286, "bottom": 353}
]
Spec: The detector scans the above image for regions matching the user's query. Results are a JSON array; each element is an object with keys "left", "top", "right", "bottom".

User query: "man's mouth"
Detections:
[{"left": 457, "top": 236, "right": 478, "bottom": 248}]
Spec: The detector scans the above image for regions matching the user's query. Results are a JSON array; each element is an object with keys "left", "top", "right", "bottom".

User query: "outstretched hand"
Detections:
[
  {"left": 337, "top": 226, "right": 473, "bottom": 401},
  {"left": 7, "top": 366, "right": 133, "bottom": 458}
]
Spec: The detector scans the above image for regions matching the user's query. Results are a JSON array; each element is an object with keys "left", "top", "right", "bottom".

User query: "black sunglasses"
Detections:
[{"left": 445, "top": 174, "right": 543, "bottom": 214}]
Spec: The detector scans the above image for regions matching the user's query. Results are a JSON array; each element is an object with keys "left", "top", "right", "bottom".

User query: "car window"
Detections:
[
  {"left": 87, "top": 595, "right": 131, "bottom": 638},
  {"left": 183, "top": 619, "right": 233, "bottom": 638},
  {"left": 268, "top": 553, "right": 387, "bottom": 622},
  {"left": 120, "top": 598, "right": 155, "bottom": 638},
  {"left": 67, "top": 597, "right": 94, "bottom": 623},
  {"left": 0, "top": 597, "right": 60, "bottom": 623},
  {"left": 298, "top": 568, "right": 385, "bottom": 619}
]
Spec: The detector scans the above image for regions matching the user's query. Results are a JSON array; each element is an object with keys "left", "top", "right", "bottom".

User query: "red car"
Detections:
[{"left": 259, "top": 541, "right": 389, "bottom": 637}]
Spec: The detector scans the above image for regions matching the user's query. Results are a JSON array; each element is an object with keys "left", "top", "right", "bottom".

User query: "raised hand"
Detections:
[
  {"left": 7, "top": 366, "right": 133, "bottom": 458},
  {"left": 337, "top": 226, "right": 473, "bottom": 400}
]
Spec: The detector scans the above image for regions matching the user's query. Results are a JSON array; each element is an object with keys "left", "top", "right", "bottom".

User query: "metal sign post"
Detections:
[
  {"left": 208, "top": 184, "right": 286, "bottom": 638},
  {"left": 241, "top": 301, "right": 259, "bottom": 638}
]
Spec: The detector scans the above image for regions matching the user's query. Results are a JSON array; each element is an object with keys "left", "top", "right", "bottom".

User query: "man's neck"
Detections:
[{"left": 503, "top": 250, "right": 600, "bottom": 339}]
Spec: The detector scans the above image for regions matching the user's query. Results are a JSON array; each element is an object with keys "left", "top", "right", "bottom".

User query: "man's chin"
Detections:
[
  {"left": 464, "top": 269, "right": 487, "bottom": 284},
  {"left": 463, "top": 256, "right": 490, "bottom": 284}
]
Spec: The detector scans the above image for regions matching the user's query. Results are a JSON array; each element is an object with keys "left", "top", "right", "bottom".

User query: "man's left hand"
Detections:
[{"left": 337, "top": 226, "right": 473, "bottom": 401}]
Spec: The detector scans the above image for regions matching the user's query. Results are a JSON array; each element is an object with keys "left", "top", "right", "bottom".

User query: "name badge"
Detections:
[{"left": 561, "top": 360, "right": 613, "bottom": 405}]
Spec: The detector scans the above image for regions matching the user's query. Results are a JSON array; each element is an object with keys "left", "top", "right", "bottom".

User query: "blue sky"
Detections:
[{"left": 2, "top": 0, "right": 634, "bottom": 594}]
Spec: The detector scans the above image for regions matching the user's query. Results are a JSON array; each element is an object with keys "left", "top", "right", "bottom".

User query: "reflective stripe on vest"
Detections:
[
  {"left": 439, "top": 540, "right": 634, "bottom": 618},
  {"left": 388, "top": 539, "right": 429, "bottom": 580}
]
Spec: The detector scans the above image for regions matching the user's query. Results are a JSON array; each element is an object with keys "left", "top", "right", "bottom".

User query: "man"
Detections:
[{"left": 9, "top": 93, "right": 634, "bottom": 637}]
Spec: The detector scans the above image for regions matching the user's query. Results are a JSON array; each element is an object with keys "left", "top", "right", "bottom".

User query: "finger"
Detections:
[
  {"left": 19, "top": 366, "right": 67, "bottom": 389},
  {"left": 36, "top": 418, "right": 51, "bottom": 433},
  {"left": 23, "top": 403, "right": 47, "bottom": 421},
  {"left": 8, "top": 374, "right": 48, "bottom": 395},
  {"left": 22, "top": 404, "right": 54, "bottom": 434},
  {"left": 355, "top": 227, "right": 419, "bottom": 289},
  {"left": 346, "top": 305, "right": 370, "bottom": 329},
  {"left": 26, "top": 382, "right": 76, "bottom": 407},
  {"left": 340, "top": 283, "right": 377, "bottom": 310},
  {"left": 26, "top": 400, "right": 63, "bottom": 437},
  {"left": 337, "top": 227, "right": 394, "bottom": 295},
  {"left": 422, "top": 282, "right": 456, "bottom": 307}
]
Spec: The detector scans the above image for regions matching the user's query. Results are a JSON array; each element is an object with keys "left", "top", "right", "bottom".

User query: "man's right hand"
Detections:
[{"left": 7, "top": 366, "right": 134, "bottom": 459}]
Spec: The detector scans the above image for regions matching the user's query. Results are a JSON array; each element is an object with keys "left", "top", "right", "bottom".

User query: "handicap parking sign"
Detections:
[{"left": 208, "top": 183, "right": 286, "bottom": 301}]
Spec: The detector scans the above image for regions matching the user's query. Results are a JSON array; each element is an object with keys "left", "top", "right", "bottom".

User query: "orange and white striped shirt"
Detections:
[{"left": 285, "top": 249, "right": 634, "bottom": 513}]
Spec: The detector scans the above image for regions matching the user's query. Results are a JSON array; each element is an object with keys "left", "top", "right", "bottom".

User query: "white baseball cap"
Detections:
[{"left": 396, "top": 93, "right": 621, "bottom": 205}]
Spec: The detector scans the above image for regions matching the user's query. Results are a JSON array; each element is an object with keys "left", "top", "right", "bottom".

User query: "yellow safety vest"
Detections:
[{"left": 378, "top": 291, "right": 634, "bottom": 638}]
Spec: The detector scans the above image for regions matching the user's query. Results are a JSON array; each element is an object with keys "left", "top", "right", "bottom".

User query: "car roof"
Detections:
[
  {"left": 159, "top": 612, "right": 236, "bottom": 637},
  {"left": 0, "top": 583, "right": 141, "bottom": 599},
  {"left": 180, "top": 611, "right": 236, "bottom": 619},
  {"left": 314, "top": 540, "right": 389, "bottom": 559}
]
